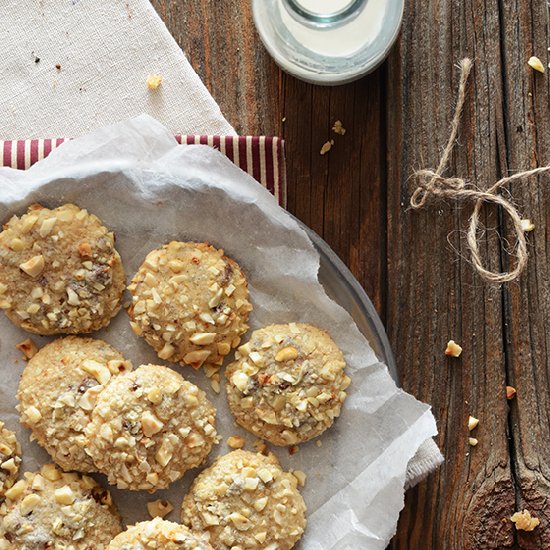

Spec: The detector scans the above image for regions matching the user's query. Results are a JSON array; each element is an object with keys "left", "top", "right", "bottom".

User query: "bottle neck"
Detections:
[{"left": 281, "top": 0, "right": 368, "bottom": 28}]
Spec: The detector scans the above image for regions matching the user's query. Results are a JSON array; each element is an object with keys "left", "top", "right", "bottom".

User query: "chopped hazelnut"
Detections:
[
  {"left": 16, "top": 338, "right": 38, "bottom": 360},
  {"left": 147, "top": 499, "right": 174, "bottom": 519},
  {"left": 527, "top": 56, "right": 545, "bottom": 73},
  {"left": 275, "top": 346, "right": 299, "bottom": 362},
  {"left": 468, "top": 437, "right": 478, "bottom": 447},
  {"left": 320, "top": 140, "right": 334, "bottom": 155},
  {"left": 332, "top": 120, "right": 346, "bottom": 135},
  {"left": 506, "top": 386, "right": 517, "bottom": 400},
  {"left": 445, "top": 340, "right": 462, "bottom": 357},
  {"left": 227, "top": 435, "right": 245, "bottom": 449},
  {"left": 292, "top": 470, "right": 307, "bottom": 487},
  {"left": 19, "top": 255, "right": 45, "bottom": 278},
  {"left": 468, "top": 416, "right": 479, "bottom": 431},
  {"left": 78, "top": 242, "right": 92, "bottom": 258},
  {"left": 19, "top": 493, "right": 41, "bottom": 515},
  {"left": 147, "top": 74, "right": 163, "bottom": 89},
  {"left": 511, "top": 509, "right": 540, "bottom": 531},
  {"left": 54, "top": 485, "right": 75, "bottom": 505},
  {"left": 521, "top": 219, "right": 535, "bottom": 232}
]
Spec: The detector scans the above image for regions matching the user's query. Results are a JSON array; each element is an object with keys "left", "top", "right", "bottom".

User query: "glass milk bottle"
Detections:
[{"left": 252, "top": 0, "right": 404, "bottom": 85}]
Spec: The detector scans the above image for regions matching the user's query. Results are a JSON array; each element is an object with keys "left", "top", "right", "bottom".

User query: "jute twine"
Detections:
[{"left": 410, "top": 58, "right": 550, "bottom": 283}]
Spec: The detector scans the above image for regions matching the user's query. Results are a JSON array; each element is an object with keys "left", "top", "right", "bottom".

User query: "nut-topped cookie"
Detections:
[
  {"left": 181, "top": 450, "right": 306, "bottom": 550},
  {"left": 17, "top": 336, "right": 132, "bottom": 472},
  {"left": 127, "top": 242, "right": 252, "bottom": 370},
  {"left": 0, "top": 421, "right": 21, "bottom": 501},
  {"left": 1, "top": 463, "right": 121, "bottom": 549},
  {"left": 225, "top": 323, "right": 351, "bottom": 446},
  {"left": 85, "top": 364, "right": 218, "bottom": 491},
  {"left": 0, "top": 203, "right": 125, "bottom": 335},
  {"left": 107, "top": 517, "right": 213, "bottom": 550}
]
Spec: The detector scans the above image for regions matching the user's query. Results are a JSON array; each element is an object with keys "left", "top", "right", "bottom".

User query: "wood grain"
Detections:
[{"left": 152, "top": 0, "right": 550, "bottom": 547}]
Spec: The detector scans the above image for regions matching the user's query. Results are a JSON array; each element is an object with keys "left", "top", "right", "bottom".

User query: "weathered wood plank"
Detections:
[
  {"left": 498, "top": 1, "right": 550, "bottom": 548},
  {"left": 386, "top": 0, "right": 519, "bottom": 547}
]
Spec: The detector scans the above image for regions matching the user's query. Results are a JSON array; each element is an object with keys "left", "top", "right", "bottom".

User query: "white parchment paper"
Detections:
[{"left": 0, "top": 115, "right": 437, "bottom": 549}]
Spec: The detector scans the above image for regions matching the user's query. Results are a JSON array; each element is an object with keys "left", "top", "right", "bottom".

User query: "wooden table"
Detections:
[{"left": 153, "top": 1, "right": 549, "bottom": 548}]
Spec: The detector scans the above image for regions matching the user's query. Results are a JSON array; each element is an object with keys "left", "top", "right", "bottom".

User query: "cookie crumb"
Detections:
[
  {"left": 288, "top": 445, "right": 299, "bottom": 455},
  {"left": 511, "top": 509, "right": 540, "bottom": 531},
  {"left": 527, "top": 56, "right": 545, "bottom": 73},
  {"left": 320, "top": 140, "right": 334, "bottom": 155},
  {"left": 16, "top": 338, "right": 38, "bottom": 360},
  {"left": 55, "top": 64, "right": 61, "bottom": 70},
  {"left": 147, "top": 74, "right": 163, "bottom": 89},
  {"left": 316, "top": 440, "right": 322, "bottom": 447},
  {"left": 147, "top": 499, "right": 174, "bottom": 519},
  {"left": 445, "top": 340, "right": 462, "bottom": 357},
  {"left": 227, "top": 435, "right": 245, "bottom": 449},
  {"left": 332, "top": 120, "right": 346, "bottom": 135}
]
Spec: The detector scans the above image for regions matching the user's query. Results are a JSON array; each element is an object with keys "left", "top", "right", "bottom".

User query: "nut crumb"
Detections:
[
  {"left": 445, "top": 340, "right": 462, "bottom": 357},
  {"left": 252, "top": 439, "right": 268, "bottom": 454},
  {"left": 468, "top": 437, "right": 478, "bottom": 447},
  {"left": 521, "top": 219, "right": 535, "bottom": 232},
  {"left": 506, "top": 386, "right": 517, "bottom": 400},
  {"left": 511, "top": 509, "right": 540, "bottom": 531},
  {"left": 147, "top": 498, "right": 174, "bottom": 519},
  {"left": 527, "top": 56, "right": 545, "bottom": 73},
  {"left": 332, "top": 120, "right": 346, "bottom": 135},
  {"left": 320, "top": 140, "right": 334, "bottom": 155},
  {"left": 468, "top": 416, "right": 479, "bottom": 431},
  {"left": 227, "top": 435, "right": 245, "bottom": 449},
  {"left": 16, "top": 338, "right": 38, "bottom": 360},
  {"left": 292, "top": 470, "right": 306, "bottom": 486},
  {"left": 147, "top": 74, "right": 163, "bottom": 89}
]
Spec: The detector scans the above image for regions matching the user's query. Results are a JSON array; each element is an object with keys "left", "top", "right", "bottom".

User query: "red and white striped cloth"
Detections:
[{"left": 0, "top": 136, "right": 287, "bottom": 207}]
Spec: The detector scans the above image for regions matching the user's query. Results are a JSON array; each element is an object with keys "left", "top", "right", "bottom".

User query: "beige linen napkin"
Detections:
[{"left": 0, "top": 0, "right": 442, "bottom": 488}]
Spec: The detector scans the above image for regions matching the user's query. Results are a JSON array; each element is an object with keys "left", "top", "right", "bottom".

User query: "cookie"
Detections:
[
  {"left": 0, "top": 422, "right": 21, "bottom": 501},
  {"left": 1, "top": 463, "right": 121, "bottom": 549},
  {"left": 181, "top": 450, "right": 306, "bottom": 550},
  {"left": 0, "top": 203, "right": 125, "bottom": 335},
  {"left": 85, "top": 364, "right": 218, "bottom": 491},
  {"left": 127, "top": 242, "right": 252, "bottom": 370},
  {"left": 225, "top": 323, "right": 351, "bottom": 446},
  {"left": 17, "top": 336, "right": 132, "bottom": 472},
  {"left": 107, "top": 518, "right": 212, "bottom": 549}
]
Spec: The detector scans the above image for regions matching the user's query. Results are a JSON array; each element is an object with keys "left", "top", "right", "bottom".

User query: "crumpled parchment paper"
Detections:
[{"left": 0, "top": 115, "right": 437, "bottom": 549}]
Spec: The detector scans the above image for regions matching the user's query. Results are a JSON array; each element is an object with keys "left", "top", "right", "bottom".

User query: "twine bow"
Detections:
[{"left": 410, "top": 58, "right": 550, "bottom": 283}]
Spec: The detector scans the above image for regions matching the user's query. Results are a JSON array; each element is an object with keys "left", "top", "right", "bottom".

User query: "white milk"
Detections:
[
  {"left": 294, "top": 0, "right": 355, "bottom": 14},
  {"left": 280, "top": 0, "right": 386, "bottom": 57}
]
